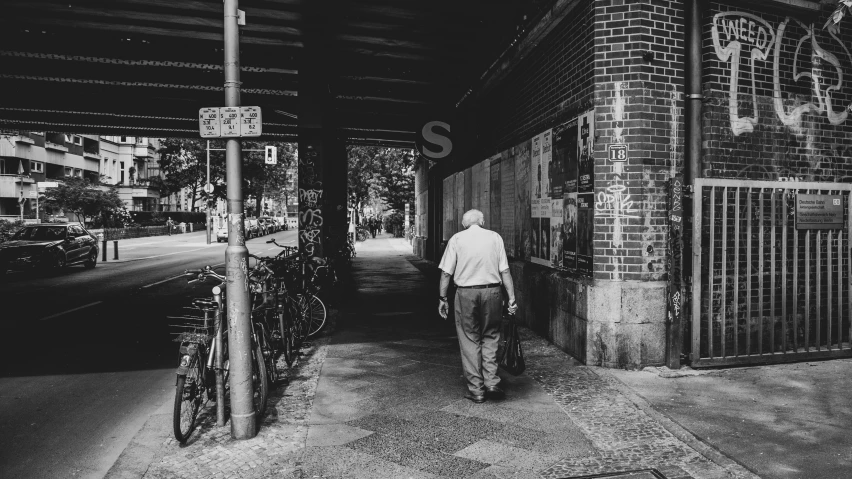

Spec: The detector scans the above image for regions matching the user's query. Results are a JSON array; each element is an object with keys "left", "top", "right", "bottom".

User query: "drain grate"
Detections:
[{"left": 561, "top": 470, "right": 667, "bottom": 479}]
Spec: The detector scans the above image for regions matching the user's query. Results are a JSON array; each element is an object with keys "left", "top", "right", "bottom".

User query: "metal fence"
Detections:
[
  {"left": 102, "top": 223, "right": 206, "bottom": 241},
  {"left": 691, "top": 178, "right": 852, "bottom": 366}
]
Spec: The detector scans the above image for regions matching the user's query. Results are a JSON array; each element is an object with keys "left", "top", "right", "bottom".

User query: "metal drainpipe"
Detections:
[
  {"left": 223, "top": 0, "right": 256, "bottom": 440},
  {"left": 685, "top": 0, "right": 704, "bottom": 186}
]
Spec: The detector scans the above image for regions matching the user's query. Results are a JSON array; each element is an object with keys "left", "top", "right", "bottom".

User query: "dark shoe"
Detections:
[
  {"left": 485, "top": 385, "right": 504, "bottom": 399},
  {"left": 464, "top": 392, "right": 486, "bottom": 404}
]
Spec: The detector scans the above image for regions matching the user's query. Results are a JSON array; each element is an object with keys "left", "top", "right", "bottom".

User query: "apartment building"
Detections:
[{"left": 0, "top": 132, "right": 163, "bottom": 219}]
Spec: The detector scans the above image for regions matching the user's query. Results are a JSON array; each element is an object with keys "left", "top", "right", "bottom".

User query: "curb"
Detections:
[{"left": 590, "top": 366, "right": 762, "bottom": 479}]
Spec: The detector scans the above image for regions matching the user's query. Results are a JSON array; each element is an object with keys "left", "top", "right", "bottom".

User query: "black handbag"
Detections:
[{"left": 498, "top": 319, "right": 526, "bottom": 375}]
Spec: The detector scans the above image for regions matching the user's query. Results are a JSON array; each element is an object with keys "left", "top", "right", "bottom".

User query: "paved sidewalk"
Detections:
[{"left": 107, "top": 234, "right": 757, "bottom": 479}]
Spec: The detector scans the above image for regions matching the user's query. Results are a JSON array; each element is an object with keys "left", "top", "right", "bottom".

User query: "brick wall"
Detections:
[
  {"left": 592, "top": 0, "right": 685, "bottom": 281},
  {"left": 702, "top": 1, "right": 852, "bottom": 182}
]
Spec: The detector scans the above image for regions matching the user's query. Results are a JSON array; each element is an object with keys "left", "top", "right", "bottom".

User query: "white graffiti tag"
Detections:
[
  {"left": 712, "top": 12, "right": 776, "bottom": 136},
  {"left": 713, "top": 12, "right": 852, "bottom": 135},
  {"left": 299, "top": 188, "right": 323, "bottom": 209},
  {"left": 595, "top": 177, "right": 639, "bottom": 219},
  {"left": 773, "top": 18, "right": 852, "bottom": 128}
]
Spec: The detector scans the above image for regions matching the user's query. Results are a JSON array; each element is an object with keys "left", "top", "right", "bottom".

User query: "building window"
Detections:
[
  {"left": 120, "top": 136, "right": 129, "bottom": 143},
  {"left": 64, "top": 135, "right": 82, "bottom": 145},
  {"left": 137, "top": 137, "right": 147, "bottom": 144},
  {"left": 120, "top": 161, "right": 125, "bottom": 184},
  {"left": 65, "top": 167, "right": 73, "bottom": 177},
  {"left": 30, "top": 161, "right": 43, "bottom": 173},
  {"left": 75, "top": 169, "right": 83, "bottom": 178},
  {"left": 0, "top": 158, "right": 5, "bottom": 175}
]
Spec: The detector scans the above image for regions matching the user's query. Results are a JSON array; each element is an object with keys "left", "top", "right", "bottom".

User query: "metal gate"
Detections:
[{"left": 691, "top": 178, "right": 852, "bottom": 366}]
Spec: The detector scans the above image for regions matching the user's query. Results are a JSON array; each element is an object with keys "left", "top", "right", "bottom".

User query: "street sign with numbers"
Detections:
[
  {"left": 198, "top": 107, "right": 262, "bottom": 138},
  {"left": 220, "top": 107, "right": 240, "bottom": 137},
  {"left": 199, "top": 108, "right": 221, "bottom": 138},
  {"left": 240, "top": 106, "right": 262, "bottom": 137}
]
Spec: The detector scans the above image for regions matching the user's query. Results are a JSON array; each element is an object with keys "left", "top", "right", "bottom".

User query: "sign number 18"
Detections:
[{"left": 608, "top": 144, "right": 628, "bottom": 162}]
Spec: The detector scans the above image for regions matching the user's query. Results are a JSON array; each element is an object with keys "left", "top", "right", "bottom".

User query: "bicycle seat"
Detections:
[{"left": 192, "top": 298, "right": 218, "bottom": 310}]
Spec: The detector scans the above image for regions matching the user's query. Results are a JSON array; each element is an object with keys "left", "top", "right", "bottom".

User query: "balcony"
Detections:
[
  {"left": 0, "top": 175, "right": 35, "bottom": 198},
  {"left": 44, "top": 141, "right": 68, "bottom": 153}
]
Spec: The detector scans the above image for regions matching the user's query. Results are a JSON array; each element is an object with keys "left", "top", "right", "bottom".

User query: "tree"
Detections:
[
  {"left": 374, "top": 148, "right": 415, "bottom": 211},
  {"left": 155, "top": 138, "right": 297, "bottom": 215},
  {"left": 346, "top": 145, "right": 416, "bottom": 218},
  {"left": 43, "top": 176, "right": 125, "bottom": 227}
]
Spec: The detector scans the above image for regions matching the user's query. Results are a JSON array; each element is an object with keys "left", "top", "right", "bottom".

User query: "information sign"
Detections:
[
  {"left": 204, "top": 183, "right": 214, "bottom": 194},
  {"left": 199, "top": 108, "right": 221, "bottom": 138},
  {"left": 240, "top": 106, "right": 262, "bottom": 137},
  {"left": 796, "top": 194, "right": 844, "bottom": 230},
  {"left": 220, "top": 107, "right": 240, "bottom": 137}
]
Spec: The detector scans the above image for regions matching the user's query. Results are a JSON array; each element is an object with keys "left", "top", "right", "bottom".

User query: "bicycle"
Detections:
[
  {"left": 266, "top": 239, "right": 329, "bottom": 337},
  {"left": 171, "top": 266, "right": 268, "bottom": 443}
]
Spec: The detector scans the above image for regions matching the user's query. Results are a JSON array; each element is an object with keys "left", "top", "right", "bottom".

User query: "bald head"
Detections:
[{"left": 462, "top": 209, "right": 484, "bottom": 228}]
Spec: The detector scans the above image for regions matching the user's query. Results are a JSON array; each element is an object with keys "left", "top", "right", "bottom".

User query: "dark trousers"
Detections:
[{"left": 454, "top": 286, "right": 502, "bottom": 394}]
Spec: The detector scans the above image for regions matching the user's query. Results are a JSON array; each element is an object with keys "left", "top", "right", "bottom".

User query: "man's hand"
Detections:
[
  {"left": 507, "top": 299, "right": 518, "bottom": 315},
  {"left": 438, "top": 299, "right": 449, "bottom": 319}
]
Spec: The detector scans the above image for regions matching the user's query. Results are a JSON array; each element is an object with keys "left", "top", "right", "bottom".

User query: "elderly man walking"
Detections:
[{"left": 438, "top": 209, "right": 518, "bottom": 403}]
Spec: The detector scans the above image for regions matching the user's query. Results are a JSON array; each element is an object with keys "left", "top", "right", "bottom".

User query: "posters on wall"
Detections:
[
  {"left": 531, "top": 129, "right": 553, "bottom": 266},
  {"left": 550, "top": 111, "right": 594, "bottom": 275}
]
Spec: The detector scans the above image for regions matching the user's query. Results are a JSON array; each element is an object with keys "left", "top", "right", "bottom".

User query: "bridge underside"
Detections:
[{"left": 0, "top": 0, "right": 550, "bottom": 147}]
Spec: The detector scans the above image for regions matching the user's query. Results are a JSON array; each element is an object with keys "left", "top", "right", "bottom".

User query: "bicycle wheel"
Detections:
[
  {"left": 252, "top": 340, "right": 268, "bottom": 419},
  {"left": 173, "top": 352, "right": 204, "bottom": 443},
  {"left": 257, "top": 321, "right": 279, "bottom": 385},
  {"left": 299, "top": 293, "right": 327, "bottom": 337}
]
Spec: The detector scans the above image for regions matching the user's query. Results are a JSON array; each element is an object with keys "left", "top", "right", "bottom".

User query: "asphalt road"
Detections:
[{"left": 0, "top": 228, "right": 297, "bottom": 479}]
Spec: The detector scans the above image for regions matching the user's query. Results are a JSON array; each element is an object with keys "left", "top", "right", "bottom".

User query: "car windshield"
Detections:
[{"left": 13, "top": 226, "right": 67, "bottom": 241}]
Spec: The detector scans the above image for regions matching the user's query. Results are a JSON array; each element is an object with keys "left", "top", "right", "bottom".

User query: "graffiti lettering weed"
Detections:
[{"left": 713, "top": 12, "right": 852, "bottom": 135}]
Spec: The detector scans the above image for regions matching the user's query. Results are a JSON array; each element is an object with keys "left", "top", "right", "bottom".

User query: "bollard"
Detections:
[
  {"left": 113, "top": 240, "right": 119, "bottom": 260},
  {"left": 102, "top": 240, "right": 107, "bottom": 262}
]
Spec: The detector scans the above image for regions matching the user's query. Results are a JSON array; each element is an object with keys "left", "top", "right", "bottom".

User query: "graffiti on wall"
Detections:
[
  {"left": 298, "top": 145, "right": 323, "bottom": 257},
  {"left": 595, "top": 175, "right": 639, "bottom": 220},
  {"left": 712, "top": 12, "right": 852, "bottom": 136}
]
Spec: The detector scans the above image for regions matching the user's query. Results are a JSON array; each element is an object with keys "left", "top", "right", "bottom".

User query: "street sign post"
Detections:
[{"left": 199, "top": 108, "right": 221, "bottom": 138}]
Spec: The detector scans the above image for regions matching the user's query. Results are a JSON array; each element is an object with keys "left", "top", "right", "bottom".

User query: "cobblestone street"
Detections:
[{"left": 107, "top": 237, "right": 757, "bottom": 479}]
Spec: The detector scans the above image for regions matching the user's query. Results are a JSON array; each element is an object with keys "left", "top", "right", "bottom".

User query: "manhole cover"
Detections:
[{"left": 561, "top": 470, "right": 667, "bottom": 479}]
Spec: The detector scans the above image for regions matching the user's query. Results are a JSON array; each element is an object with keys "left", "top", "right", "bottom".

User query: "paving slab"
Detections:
[{"left": 107, "top": 235, "right": 762, "bottom": 479}]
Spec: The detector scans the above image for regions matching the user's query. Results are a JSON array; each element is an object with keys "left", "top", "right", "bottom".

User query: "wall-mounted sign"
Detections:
[
  {"left": 199, "top": 106, "right": 262, "bottom": 139},
  {"left": 796, "top": 194, "right": 844, "bottom": 230},
  {"left": 608, "top": 144, "right": 628, "bottom": 162},
  {"left": 416, "top": 121, "right": 452, "bottom": 160}
]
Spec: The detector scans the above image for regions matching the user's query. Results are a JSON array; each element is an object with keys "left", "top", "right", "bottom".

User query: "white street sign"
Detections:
[
  {"left": 264, "top": 145, "right": 277, "bottom": 165},
  {"left": 37, "top": 181, "right": 59, "bottom": 188},
  {"left": 199, "top": 108, "right": 221, "bottom": 138},
  {"left": 240, "top": 106, "right": 262, "bottom": 137},
  {"left": 204, "top": 183, "right": 215, "bottom": 193},
  {"left": 220, "top": 107, "right": 241, "bottom": 137}
]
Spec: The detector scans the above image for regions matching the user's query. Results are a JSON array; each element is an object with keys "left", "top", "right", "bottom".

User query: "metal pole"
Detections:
[
  {"left": 206, "top": 140, "right": 211, "bottom": 245},
  {"left": 35, "top": 191, "right": 39, "bottom": 222},
  {"left": 213, "top": 286, "right": 226, "bottom": 426},
  {"left": 113, "top": 240, "right": 119, "bottom": 260},
  {"left": 223, "top": 0, "right": 255, "bottom": 440}
]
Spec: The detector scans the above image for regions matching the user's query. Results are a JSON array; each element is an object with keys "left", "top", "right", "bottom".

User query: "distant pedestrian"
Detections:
[
  {"left": 438, "top": 209, "right": 517, "bottom": 403},
  {"left": 166, "top": 216, "right": 174, "bottom": 236},
  {"left": 369, "top": 217, "right": 377, "bottom": 238}
]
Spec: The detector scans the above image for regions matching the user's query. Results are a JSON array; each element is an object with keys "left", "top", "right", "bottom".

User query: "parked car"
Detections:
[
  {"left": 258, "top": 216, "right": 276, "bottom": 236},
  {"left": 0, "top": 223, "right": 99, "bottom": 274},
  {"left": 216, "top": 225, "right": 228, "bottom": 243}
]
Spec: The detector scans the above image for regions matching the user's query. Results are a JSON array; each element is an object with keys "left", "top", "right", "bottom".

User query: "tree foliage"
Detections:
[
  {"left": 346, "top": 146, "right": 415, "bottom": 215},
  {"left": 43, "top": 176, "right": 125, "bottom": 227},
  {"left": 154, "top": 139, "right": 297, "bottom": 215}
]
